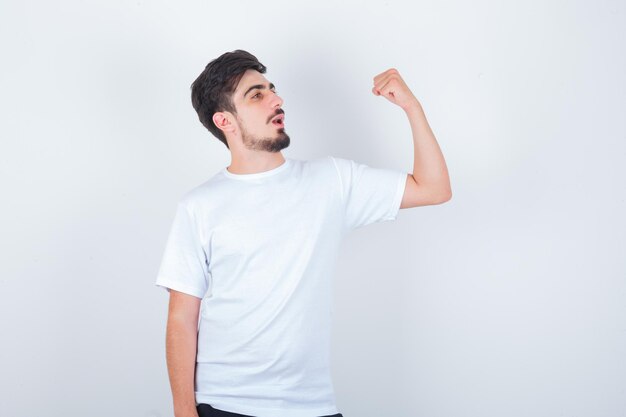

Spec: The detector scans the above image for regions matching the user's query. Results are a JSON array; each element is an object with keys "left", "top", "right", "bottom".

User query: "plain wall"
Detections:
[{"left": 0, "top": 1, "right": 624, "bottom": 416}]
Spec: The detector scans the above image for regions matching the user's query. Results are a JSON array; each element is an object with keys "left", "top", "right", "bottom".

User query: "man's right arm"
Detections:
[{"left": 166, "top": 289, "right": 202, "bottom": 417}]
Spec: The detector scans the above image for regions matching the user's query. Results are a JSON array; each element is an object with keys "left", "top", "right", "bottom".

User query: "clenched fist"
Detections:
[{"left": 372, "top": 68, "right": 419, "bottom": 111}]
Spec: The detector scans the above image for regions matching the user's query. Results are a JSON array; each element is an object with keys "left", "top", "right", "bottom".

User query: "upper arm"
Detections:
[
  {"left": 167, "top": 289, "right": 202, "bottom": 326},
  {"left": 400, "top": 174, "right": 452, "bottom": 209}
]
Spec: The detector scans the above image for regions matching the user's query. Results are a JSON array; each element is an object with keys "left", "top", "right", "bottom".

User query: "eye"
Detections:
[{"left": 252, "top": 89, "right": 277, "bottom": 100}]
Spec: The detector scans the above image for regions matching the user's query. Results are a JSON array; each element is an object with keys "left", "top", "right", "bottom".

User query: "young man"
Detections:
[{"left": 156, "top": 50, "right": 451, "bottom": 417}]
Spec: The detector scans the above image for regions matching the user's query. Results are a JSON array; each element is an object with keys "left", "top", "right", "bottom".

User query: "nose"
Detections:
[{"left": 270, "top": 91, "right": 283, "bottom": 109}]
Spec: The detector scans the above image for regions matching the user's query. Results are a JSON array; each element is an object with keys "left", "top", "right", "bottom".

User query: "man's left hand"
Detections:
[{"left": 372, "top": 68, "right": 419, "bottom": 111}]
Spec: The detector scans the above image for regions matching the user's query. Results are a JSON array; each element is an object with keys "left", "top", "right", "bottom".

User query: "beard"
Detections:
[{"left": 239, "top": 119, "right": 291, "bottom": 153}]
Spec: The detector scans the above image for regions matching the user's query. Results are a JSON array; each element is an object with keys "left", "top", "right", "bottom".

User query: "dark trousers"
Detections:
[{"left": 197, "top": 403, "right": 344, "bottom": 417}]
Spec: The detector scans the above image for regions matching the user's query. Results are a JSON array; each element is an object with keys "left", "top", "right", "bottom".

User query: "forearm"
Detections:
[
  {"left": 166, "top": 316, "right": 199, "bottom": 417},
  {"left": 404, "top": 101, "right": 451, "bottom": 196}
]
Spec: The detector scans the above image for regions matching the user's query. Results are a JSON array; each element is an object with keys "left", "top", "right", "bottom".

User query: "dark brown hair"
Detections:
[{"left": 190, "top": 50, "right": 267, "bottom": 149}]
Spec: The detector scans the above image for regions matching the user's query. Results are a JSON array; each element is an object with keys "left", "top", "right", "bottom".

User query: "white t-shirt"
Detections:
[{"left": 156, "top": 155, "right": 406, "bottom": 417}]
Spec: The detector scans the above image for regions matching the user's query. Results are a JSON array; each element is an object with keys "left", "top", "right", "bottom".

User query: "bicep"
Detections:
[
  {"left": 167, "top": 289, "right": 202, "bottom": 326},
  {"left": 400, "top": 174, "right": 451, "bottom": 209}
]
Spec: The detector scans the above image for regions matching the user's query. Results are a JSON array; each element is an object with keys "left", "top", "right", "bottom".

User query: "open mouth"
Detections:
[{"left": 271, "top": 115, "right": 285, "bottom": 127}]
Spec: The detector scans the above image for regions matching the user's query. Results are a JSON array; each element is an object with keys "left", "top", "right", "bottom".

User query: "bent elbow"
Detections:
[{"left": 434, "top": 189, "right": 452, "bottom": 204}]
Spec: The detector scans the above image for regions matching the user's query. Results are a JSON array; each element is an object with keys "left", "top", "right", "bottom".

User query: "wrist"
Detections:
[
  {"left": 174, "top": 407, "right": 198, "bottom": 417},
  {"left": 174, "top": 401, "right": 198, "bottom": 417},
  {"left": 402, "top": 98, "right": 422, "bottom": 113}
]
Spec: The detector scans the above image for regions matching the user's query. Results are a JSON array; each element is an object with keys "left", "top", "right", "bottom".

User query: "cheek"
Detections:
[{"left": 237, "top": 111, "right": 259, "bottom": 126}]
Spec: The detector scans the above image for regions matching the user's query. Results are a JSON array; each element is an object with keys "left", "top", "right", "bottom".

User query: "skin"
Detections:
[
  {"left": 371, "top": 68, "right": 452, "bottom": 207},
  {"left": 166, "top": 290, "right": 201, "bottom": 417},
  {"left": 212, "top": 69, "right": 291, "bottom": 175},
  {"left": 165, "top": 65, "right": 452, "bottom": 417}
]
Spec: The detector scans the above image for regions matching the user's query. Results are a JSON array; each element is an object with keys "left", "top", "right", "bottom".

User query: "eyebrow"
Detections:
[{"left": 243, "top": 82, "right": 276, "bottom": 98}]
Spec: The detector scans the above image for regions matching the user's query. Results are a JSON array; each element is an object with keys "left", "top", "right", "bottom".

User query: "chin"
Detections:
[{"left": 270, "top": 133, "right": 290, "bottom": 152}]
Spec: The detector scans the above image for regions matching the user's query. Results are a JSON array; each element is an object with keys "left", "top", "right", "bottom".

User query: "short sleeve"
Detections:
[
  {"left": 155, "top": 201, "right": 210, "bottom": 299},
  {"left": 331, "top": 156, "right": 408, "bottom": 231}
]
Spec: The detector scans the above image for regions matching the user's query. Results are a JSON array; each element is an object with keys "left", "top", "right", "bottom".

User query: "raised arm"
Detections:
[
  {"left": 372, "top": 68, "right": 452, "bottom": 208},
  {"left": 166, "top": 289, "right": 201, "bottom": 417}
]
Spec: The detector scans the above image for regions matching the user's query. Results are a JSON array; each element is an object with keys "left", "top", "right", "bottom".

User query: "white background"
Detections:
[{"left": 1, "top": 1, "right": 624, "bottom": 416}]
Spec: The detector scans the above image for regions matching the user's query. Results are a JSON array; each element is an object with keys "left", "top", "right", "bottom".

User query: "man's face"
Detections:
[{"left": 230, "top": 69, "right": 290, "bottom": 152}]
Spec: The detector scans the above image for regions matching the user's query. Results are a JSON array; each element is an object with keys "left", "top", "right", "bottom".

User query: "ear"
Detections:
[{"left": 212, "top": 111, "right": 237, "bottom": 134}]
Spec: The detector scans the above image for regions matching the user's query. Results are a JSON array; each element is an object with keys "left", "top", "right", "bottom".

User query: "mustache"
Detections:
[{"left": 267, "top": 108, "right": 285, "bottom": 124}]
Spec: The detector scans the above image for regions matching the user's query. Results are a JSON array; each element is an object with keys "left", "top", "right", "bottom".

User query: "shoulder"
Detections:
[
  {"left": 287, "top": 155, "right": 337, "bottom": 177},
  {"left": 315, "top": 154, "right": 355, "bottom": 174},
  {"left": 326, "top": 155, "right": 361, "bottom": 180},
  {"left": 176, "top": 172, "right": 228, "bottom": 213}
]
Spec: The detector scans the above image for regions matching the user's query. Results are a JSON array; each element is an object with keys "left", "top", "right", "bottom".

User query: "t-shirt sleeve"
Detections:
[
  {"left": 330, "top": 156, "right": 408, "bottom": 231},
  {"left": 155, "top": 200, "right": 210, "bottom": 299}
]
